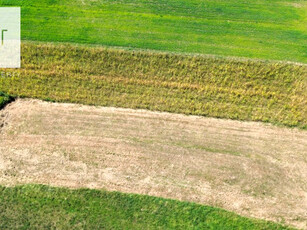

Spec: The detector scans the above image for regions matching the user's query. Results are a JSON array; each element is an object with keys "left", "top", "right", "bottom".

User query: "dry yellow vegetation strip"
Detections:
[
  {"left": 0, "top": 42, "right": 306, "bottom": 128},
  {"left": 0, "top": 99, "right": 306, "bottom": 228}
]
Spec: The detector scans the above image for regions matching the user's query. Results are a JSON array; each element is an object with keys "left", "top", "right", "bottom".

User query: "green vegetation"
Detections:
[
  {"left": 0, "top": 92, "right": 13, "bottom": 109},
  {"left": 1, "top": 0, "right": 307, "bottom": 63},
  {"left": 0, "top": 184, "right": 292, "bottom": 229},
  {"left": 1, "top": 43, "right": 306, "bottom": 128}
]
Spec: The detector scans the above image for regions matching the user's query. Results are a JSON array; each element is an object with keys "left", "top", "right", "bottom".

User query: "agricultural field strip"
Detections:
[
  {"left": 1, "top": 43, "right": 306, "bottom": 128},
  {"left": 1, "top": 0, "right": 307, "bottom": 63},
  {"left": 0, "top": 99, "right": 306, "bottom": 228}
]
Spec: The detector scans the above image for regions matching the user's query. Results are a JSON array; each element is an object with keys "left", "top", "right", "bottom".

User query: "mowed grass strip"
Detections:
[
  {"left": 1, "top": 43, "right": 306, "bottom": 128},
  {"left": 0, "top": 185, "right": 292, "bottom": 229},
  {"left": 1, "top": 0, "right": 307, "bottom": 63}
]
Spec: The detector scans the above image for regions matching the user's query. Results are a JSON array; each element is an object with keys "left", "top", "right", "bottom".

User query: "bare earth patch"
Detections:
[{"left": 0, "top": 99, "right": 306, "bottom": 228}]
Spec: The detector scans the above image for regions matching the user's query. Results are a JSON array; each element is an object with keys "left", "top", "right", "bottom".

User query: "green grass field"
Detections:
[
  {"left": 1, "top": 43, "right": 306, "bottom": 128},
  {"left": 0, "top": 185, "right": 292, "bottom": 229},
  {"left": 1, "top": 0, "right": 307, "bottom": 63}
]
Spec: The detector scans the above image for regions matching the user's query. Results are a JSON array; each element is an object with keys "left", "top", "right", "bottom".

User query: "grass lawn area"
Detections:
[
  {"left": 1, "top": 0, "right": 306, "bottom": 63},
  {"left": 0, "top": 185, "right": 293, "bottom": 229}
]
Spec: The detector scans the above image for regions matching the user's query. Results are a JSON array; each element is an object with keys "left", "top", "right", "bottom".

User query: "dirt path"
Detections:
[{"left": 0, "top": 99, "right": 306, "bottom": 228}]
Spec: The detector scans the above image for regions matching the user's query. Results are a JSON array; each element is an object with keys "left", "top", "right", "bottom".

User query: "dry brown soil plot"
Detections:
[{"left": 0, "top": 99, "right": 306, "bottom": 228}]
